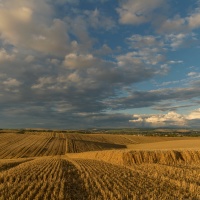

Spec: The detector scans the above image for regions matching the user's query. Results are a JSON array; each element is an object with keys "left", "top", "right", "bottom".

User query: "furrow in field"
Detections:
[
  {"left": 13, "top": 135, "right": 51, "bottom": 158},
  {"left": 73, "top": 158, "right": 200, "bottom": 199},
  {"left": 0, "top": 156, "right": 89, "bottom": 200},
  {"left": 66, "top": 139, "right": 126, "bottom": 153},
  {"left": 0, "top": 134, "right": 29, "bottom": 154},
  {"left": 0, "top": 135, "right": 35, "bottom": 159},
  {"left": 23, "top": 136, "right": 52, "bottom": 157}
]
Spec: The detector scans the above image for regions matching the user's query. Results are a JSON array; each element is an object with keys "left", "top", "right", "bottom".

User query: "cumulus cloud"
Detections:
[
  {"left": 130, "top": 109, "right": 200, "bottom": 128},
  {"left": 117, "top": 0, "right": 200, "bottom": 35},
  {"left": 117, "top": 51, "right": 166, "bottom": 75},
  {"left": 158, "top": 16, "right": 187, "bottom": 33},
  {"left": 187, "top": 108, "right": 200, "bottom": 120},
  {"left": 130, "top": 112, "right": 185, "bottom": 127},
  {"left": 30, "top": 51, "right": 165, "bottom": 114},
  {"left": 84, "top": 8, "right": 116, "bottom": 30},
  {"left": 0, "top": 0, "right": 70, "bottom": 55},
  {"left": 117, "top": 34, "right": 168, "bottom": 77},
  {"left": 126, "top": 33, "right": 197, "bottom": 60},
  {"left": 0, "top": 0, "right": 199, "bottom": 129},
  {"left": 0, "top": 75, "right": 21, "bottom": 94},
  {"left": 187, "top": 72, "right": 200, "bottom": 78},
  {"left": 117, "top": 0, "right": 165, "bottom": 25},
  {"left": 63, "top": 53, "right": 95, "bottom": 69},
  {"left": 94, "top": 44, "right": 113, "bottom": 56},
  {"left": 127, "top": 35, "right": 163, "bottom": 49},
  {"left": 165, "top": 34, "right": 187, "bottom": 49},
  {"left": 0, "top": 48, "right": 15, "bottom": 62},
  {"left": 158, "top": 4, "right": 200, "bottom": 33},
  {"left": 25, "top": 55, "right": 35, "bottom": 63},
  {"left": 188, "top": 13, "right": 200, "bottom": 29},
  {"left": 3, "top": 78, "right": 21, "bottom": 87}
]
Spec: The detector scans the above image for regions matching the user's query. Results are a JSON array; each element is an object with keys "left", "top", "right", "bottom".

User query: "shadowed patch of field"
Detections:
[
  {"left": 67, "top": 139, "right": 126, "bottom": 153},
  {"left": 0, "top": 158, "right": 34, "bottom": 172}
]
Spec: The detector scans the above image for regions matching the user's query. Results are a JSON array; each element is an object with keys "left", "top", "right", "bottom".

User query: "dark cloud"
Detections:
[
  {"left": 106, "top": 87, "right": 200, "bottom": 110},
  {"left": 0, "top": 102, "right": 133, "bottom": 129},
  {"left": 153, "top": 104, "right": 195, "bottom": 112}
]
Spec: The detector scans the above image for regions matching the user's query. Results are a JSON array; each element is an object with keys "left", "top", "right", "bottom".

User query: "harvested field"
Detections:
[
  {"left": 1, "top": 132, "right": 197, "bottom": 156},
  {"left": 0, "top": 157, "right": 89, "bottom": 200},
  {"left": 72, "top": 158, "right": 200, "bottom": 199},
  {"left": 1, "top": 154, "right": 199, "bottom": 200},
  {"left": 127, "top": 139, "right": 200, "bottom": 150},
  {"left": 65, "top": 134, "right": 199, "bottom": 153},
  {"left": 0, "top": 131, "right": 200, "bottom": 199},
  {"left": 0, "top": 158, "right": 34, "bottom": 172},
  {"left": 66, "top": 133, "right": 195, "bottom": 145},
  {"left": 69, "top": 149, "right": 200, "bottom": 165},
  {"left": 0, "top": 134, "right": 66, "bottom": 158},
  {"left": 67, "top": 139, "right": 126, "bottom": 153}
]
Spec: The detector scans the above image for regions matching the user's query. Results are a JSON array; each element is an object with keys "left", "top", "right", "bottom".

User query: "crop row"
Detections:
[
  {"left": 73, "top": 158, "right": 200, "bottom": 199},
  {"left": 0, "top": 134, "right": 66, "bottom": 158},
  {"left": 0, "top": 157, "right": 89, "bottom": 200},
  {"left": 0, "top": 155, "right": 199, "bottom": 200},
  {"left": 67, "top": 139, "right": 126, "bottom": 153}
]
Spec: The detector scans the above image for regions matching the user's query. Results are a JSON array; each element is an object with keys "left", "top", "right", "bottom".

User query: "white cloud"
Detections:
[
  {"left": 188, "top": 12, "right": 200, "bottom": 29},
  {"left": 164, "top": 33, "right": 195, "bottom": 50},
  {"left": 31, "top": 51, "right": 168, "bottom": 112},
  {"left": 1, "top": 77, "right": 21, "bottom": 93},
  {"left": 158, "top": 80, "right": 181, "bottom": 87},
  {"left": 118, "top": 34, "right": 166, "bottom": 73},
  {"left": 63, "top": 53, "right": 95, "bottom": 69},
  {"left": 31, "top": 77, "right": 54, "bottom": 90},
  {"left": 159, "top": 4, "right": 200, "bottom": 33},
  {"left": 130, "top": 109, "right": 200, "bottom": 127},
  {"left": 0, "top": 0, "right": 70, "bottom": 55},
  {"left": 158, "top": 16, "right": 186, "bottom": 33},
  {"left": 168, "top": 60, "right": 183, "bottom": 64},
  {"left": 187, "top": 108, "right": 200, "bottom": 120},
  {"left": 47, "top": 58, "right": 60, "bottom": 65},
  {"left": 0, "top": 48, "right": 15, "bottom": 62},
  {"left": 84, "top": 8, "right": 115, "bottom": 30},
  {"left": 30, "top": 19, "right": 70, "bottom": 55},
  {"left": 165, "top": 34, "right": 185, "bottom": 48},
  {"left": 94, "top": 44, "right": 113, "bottom": 56},
  {"left": 146, "top": 112, "right": 185, "bottom": 125},
  {"left": 187, "top": 72, "right": 200, "bottom": 79},
  {"left": 65, "top": 15, "right": 93, "bottom": 53},
  {"left": 127, "top": 35, "right": 163, "bottom": 48},
  {"left": 117, "top": 0, "right": 200, "bottom": 35},
  {"left": 117, "top": 0, "right": 165, "bottom": 25},
  {"left": 188, "top": 72, "right": 197, "bottom": 77},
  {"left": 3, "top": 78, "right": 21, "bottom": 87},
  {"left": 25, "top": 55, "right": 34, "bottom": 63}
]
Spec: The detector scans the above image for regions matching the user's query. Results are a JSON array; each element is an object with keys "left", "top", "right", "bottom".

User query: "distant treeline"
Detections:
[{"left": 0, "top": 128, "right": 199, "bottom": 136}]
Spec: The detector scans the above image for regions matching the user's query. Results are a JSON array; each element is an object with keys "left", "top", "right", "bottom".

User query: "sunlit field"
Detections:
[{"left": 0, "top": 131, "right": 200, "bottom": 199}]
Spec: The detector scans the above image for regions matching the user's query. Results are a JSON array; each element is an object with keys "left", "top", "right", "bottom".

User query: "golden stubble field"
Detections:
[{"left": 0, "top": 131, "right": 200, "bottom": 200}]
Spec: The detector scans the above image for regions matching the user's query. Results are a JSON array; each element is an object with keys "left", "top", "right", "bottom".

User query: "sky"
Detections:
[{"left": 0, "top": 0, "right": 200, "bottom": 129}]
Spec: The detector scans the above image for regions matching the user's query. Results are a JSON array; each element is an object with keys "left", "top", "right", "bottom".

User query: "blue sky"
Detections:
[{"left": 0, "top": 0, "right": 200, "bottom": 129}]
